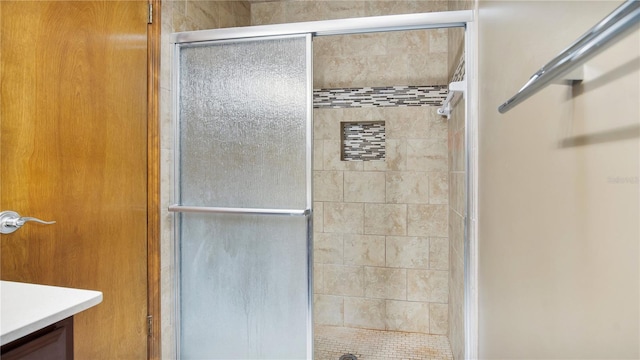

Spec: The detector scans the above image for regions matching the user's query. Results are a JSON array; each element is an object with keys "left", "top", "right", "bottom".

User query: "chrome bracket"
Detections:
[{"left": 437, "top": 80, "right": 466, "bottom": 119}]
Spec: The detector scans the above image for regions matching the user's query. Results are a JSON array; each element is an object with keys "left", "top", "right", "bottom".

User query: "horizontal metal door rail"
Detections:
[
  {"left": 168, "top": 205, "right": 310, "bottom": 216},
  {"left": 172, "top": 11, "right": 473, "bottom": 43}
]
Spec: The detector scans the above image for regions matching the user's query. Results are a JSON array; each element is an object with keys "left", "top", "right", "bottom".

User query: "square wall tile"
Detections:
[
  {"left": 342, "top": 107, "right": 385, "bottom": 123},
  {"left": 344, "top": 171, "right": 386, "bottom": 203},
  {"left": 406, "top": 139, "right": 448, "bottom": 172},
  {"left": 344, "top": 234, "right": 385, "bottom": 266},
  {"left": 364, "top": 267, "right": 407, "bottom": 300},
  {"left": 288, "top": 0, "right": 365, "bottom": 23},
  {"left": 429, "top": 237, "right": 449, "bottom": 270},
  {"left": 363, "top": 54, "right": 409, "bottom": 88},
  {"left": 250, "top": 1, "right": 286, "bottom": 25},
  {"left": 324, "top": 202, "right": 364, "bottom": 234},
  {"left": 314, "top": 294, "right": 344, "bottom": 326},
  {"left": 324, "top": 264, "right": 364, "bottom": 297},
  {"left": 314, "top": 232, "right": 343, "bottom": 265},
  {"left": 413, "top": 0, "right": 449, "bottom": 13},
  {"left": 429, "top": 172, "right": 449, "bottom": 204},
  {"left": 386, "top": 172, "right": 429, "bottom": 204},
  {"left": 451, "top": 172, "right": 466, "bottom": 215},
  {"left": 314, "top": 140, "right": 324, "bottom": 171},
  {"left": 386, "top": 236, "right": 430, "bottom": 269},
  {"left": 449, "top": 128, "right": 465, "bottom": 172},
  {"left": 386, "top": 31, "right": 429, "bottom": 56},
  {"left": 320, "top": 56, "right": 370, "bottom": 88},
  {"left": 385, "top": 300, "right": 430, "bottom": 333},
  {"left": 406, "top": 53, "right": 448, "bottom": 85},
  {"left": 313, "top": 201, "right": 324, "bottom": 233},
  {"left": 407, "top": 269, "right": 449, "bottom": 303},
  {"left": 315, "top": 34, "right": 387, "bottom": 59},
  {"left": 314, "top": 108, "right": 342, "bottom": 140},
  {"left": 364, "top": 204, "right": 407, "bottom": 236},
  {"left": 314, "top": 170, "right": 344, "bottom": 202},
  {"left": 314, "top": 264, "right": 324, "bottom": 293},
  {"left": 428, "top": 28, "right": 449, "bottom": 54},
  {"left": 364, "top": 139, "right": 407, "bottom": 172},
  {"left": 449, "top": 209, "right": 465, "bottom": 260},
  {"left": 407, "top": 204, "right": 448, "bottom": 237},
  {"left": 427, "top": 110, "right": 449, "bottom": 140},
  {"left": 429, "top": 303, "right": 449, "bottom": 335},
  {"left": 385, "top": 107, "right": 430, "bottom": 140},
  {"left": 160, "top": 88, "right": 174, "bottom": 150},
  {"left": 344, "top": 297, "right": 386, "bottom": 330},
  {"left": 365, "top": 0, "right": 413, "bottom": 17},
  {"left": 186, "top": 1, "right": 219, "bottom": 29},
  {"left": 160, "top": 40, "right": 173, "bottom": 91}
]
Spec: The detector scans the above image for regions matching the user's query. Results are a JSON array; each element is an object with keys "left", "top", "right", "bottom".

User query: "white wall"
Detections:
[{"left": 478, "top": 1, "right": 639, "bottom": 358}]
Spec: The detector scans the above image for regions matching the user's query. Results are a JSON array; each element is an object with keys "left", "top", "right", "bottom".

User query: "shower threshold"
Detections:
[{"left": 314, "top": 325, "right": 453, "bottom": 360}]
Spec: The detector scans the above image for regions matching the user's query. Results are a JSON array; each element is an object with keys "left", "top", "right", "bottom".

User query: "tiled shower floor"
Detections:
[{"left": 314, "top": 326, "right": 453, "bottom": 360}]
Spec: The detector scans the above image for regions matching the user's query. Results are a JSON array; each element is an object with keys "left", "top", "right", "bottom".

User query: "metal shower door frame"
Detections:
[
  {"left": 171, "top": 9, "right": 479, "bottom": 359},
  {"left": 172, "top": 33, "right": 313, "bottom": 359}
]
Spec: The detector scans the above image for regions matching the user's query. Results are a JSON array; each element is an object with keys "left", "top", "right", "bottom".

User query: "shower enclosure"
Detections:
[{"left": 170, "top": 10, "right": 476, "bottom": 360}]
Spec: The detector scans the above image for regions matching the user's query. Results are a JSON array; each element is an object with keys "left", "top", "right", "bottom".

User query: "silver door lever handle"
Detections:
[{"left": 0, "top": 210, "right": 56, "bottom": 234}]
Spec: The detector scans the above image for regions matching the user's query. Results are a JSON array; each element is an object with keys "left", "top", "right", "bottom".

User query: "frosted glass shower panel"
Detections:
[
  {"left": 180, "top": 213, "right": 309, "bottom": 359},
  {"left": 175, "top": 34, "right": 312, "bottom": 359},
  {"left": 178, "top": 36, "right": 310, "bottom": 209}
]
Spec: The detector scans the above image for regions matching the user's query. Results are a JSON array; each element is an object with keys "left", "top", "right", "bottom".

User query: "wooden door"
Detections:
[{"left": 1, "top": 1, "right": 149, "bottom": 359}]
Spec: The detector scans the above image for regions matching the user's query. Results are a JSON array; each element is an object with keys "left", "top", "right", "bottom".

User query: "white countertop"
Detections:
[{"left": 0, "top": 280, "right": 103, "bottom": 346}]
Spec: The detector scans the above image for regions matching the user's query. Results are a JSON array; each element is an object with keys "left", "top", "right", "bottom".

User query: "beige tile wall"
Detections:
[
  {"left": 159, "top": 2, "right": 250, "bottom": 359},
  {"left": 253, "top": 0, "right": 451, "bottom": 335}
]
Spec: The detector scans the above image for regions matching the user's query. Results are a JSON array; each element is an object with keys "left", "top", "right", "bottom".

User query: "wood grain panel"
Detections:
[{"left": 1, "top": 1, "right": 149, "bottom": 358}]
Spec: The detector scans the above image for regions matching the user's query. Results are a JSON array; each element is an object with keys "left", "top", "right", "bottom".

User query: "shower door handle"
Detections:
[
  {"left": 168, "top": 205, "right": 310, "bottom": 216},
  {"left": 0, "top": 210, "right": 56, "bottom": 234}
]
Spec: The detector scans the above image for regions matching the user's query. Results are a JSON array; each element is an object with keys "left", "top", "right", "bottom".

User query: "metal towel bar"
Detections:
[{"left": 498, "top": 0, "right": 640, "bottom": 114}]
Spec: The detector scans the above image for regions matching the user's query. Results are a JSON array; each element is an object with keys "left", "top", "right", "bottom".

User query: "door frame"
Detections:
[
  {"left": 170, "top": 9, "right": 479, "bottom": 359},
  {"left": 147, "top": 0, "right": 162, "bottom": 359}
]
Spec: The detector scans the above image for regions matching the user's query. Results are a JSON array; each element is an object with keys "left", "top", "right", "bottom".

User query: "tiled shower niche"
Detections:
[{"left": 342, "top": 121, "right": 386, "bottom": 161}]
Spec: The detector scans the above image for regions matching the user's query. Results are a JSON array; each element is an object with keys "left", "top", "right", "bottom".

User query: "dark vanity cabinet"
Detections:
[{"left": 0, "top": 317, "right": 73, "bottom": 360}]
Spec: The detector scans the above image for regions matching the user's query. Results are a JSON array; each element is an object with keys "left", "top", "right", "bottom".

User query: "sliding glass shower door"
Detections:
[{"left": 172, "top": 34, "right": 312, "bottom": 359}]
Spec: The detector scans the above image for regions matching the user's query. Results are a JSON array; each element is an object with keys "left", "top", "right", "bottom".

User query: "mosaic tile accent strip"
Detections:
[
  {"left": 314, "top": 85, "right": 448, "bottom": 109},
  {"left": 342, "top": 121, "right": 385, "bottom": 161},
  {"left": 451, "top": 53, "right": 465, "bottom": 83}
]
